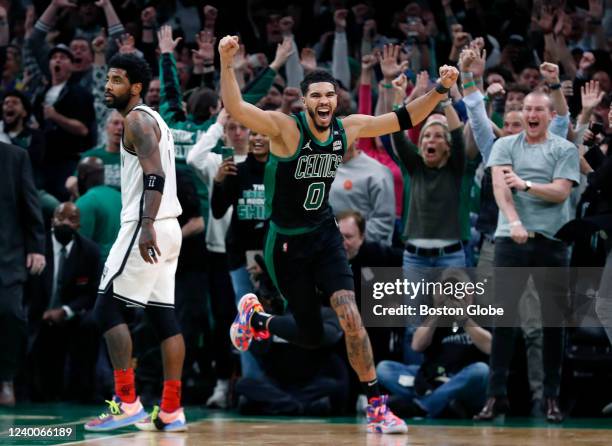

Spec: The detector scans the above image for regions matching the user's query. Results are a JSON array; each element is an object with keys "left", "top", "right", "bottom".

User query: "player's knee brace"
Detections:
[
  {"left": 93, "top": 287, "right": 128, "bottom": 333},
  {"left": 146, "top": 306, "right": 181, "bottom": 340}
]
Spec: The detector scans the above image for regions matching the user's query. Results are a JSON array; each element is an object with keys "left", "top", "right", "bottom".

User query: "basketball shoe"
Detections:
[
  {"left": 366, "top": 395, "right": 408, "bottom": 434},
  {"left": 230, "top": 293, "right": 270, "bottom": 351},
  {"left": 84, "top": 396, "right": 147, "bottom": 431},
  {"left": 135, "top": 405, "right": 187, "bottom": 432}
]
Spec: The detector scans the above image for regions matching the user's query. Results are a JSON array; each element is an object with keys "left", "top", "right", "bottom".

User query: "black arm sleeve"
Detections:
[
  {"left": 392, "top": 131, "right": 422, "bottom": 175},
  {"left": 449, "top": 127, "right": 466, "bottom": 175},
  {"left": 211, "top": 175, "right": 239, "bottom": 219}
]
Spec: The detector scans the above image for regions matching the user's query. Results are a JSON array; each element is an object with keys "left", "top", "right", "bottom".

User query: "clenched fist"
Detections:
[
  {"left": 218, "top": 35, "right": 240, "bottom": 63},
  {"left": 438, "top": 65, "right": 459, "bottom": 89}
]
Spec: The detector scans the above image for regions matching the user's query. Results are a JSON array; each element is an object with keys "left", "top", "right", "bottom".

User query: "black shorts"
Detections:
[{"left": 264, "top": 219, "right": 354, "bottom": 309}]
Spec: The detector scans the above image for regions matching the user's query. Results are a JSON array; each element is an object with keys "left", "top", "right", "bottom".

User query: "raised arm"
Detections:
[
  {"left": 218, "top": 36, "right": 294, "bottom": 141},
  {"left": 124, "top": 111, "right": 164, "bottom": 264},
  {"left": 343, "top": 64, "right": 458, "bottom": 140},
  {"left": 540, "top": 62, "right": 569, "bottom": 118}
]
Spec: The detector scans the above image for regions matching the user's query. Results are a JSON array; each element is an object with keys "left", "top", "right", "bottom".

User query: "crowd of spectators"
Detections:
[{"left": 1, "top": 0, "right": 612, "bottom": 421}]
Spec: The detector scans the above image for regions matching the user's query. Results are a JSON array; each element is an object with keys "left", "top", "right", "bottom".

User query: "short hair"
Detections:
[
  {"left": 337, "top": 210, "right": 366, "bottom": 236},
  {"left": 187, "top": 87, "right": 218, "bottom": 122},
  {"left": 523, "top": 91, "right": 553, "bottom": 111},
  {"left": 484, "top": 66, "right": 513, "bottom": 84},
  {"left": 519, "top": 64, "right": 540, "bottom": 75},
  {"left": 2, "top": 89, "right": 32, "bottom": 118},
  {"left": 108, "top": 54, "right": 152, "bottom": 98},
  {"left": 300, "top": 70, "right": 339, "bottom": 96},
  {"left": 505, "top": 83, "right": 530, "bottom": 96},
  {"left": 70, "top": 37, "right": 93, "bottom": 54}
]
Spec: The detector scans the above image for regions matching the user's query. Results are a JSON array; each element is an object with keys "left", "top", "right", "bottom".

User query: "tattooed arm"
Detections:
[{"left": 124, "top": 110, "right": 163, "bottom": 263}]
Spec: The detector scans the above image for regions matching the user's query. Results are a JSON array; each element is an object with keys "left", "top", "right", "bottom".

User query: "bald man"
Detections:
[
  {"left": 26, "top": 202, "right": 101, "bottom": 402},
  {"left": 75, "top": 157, "right": 122, "bottom": 261}
]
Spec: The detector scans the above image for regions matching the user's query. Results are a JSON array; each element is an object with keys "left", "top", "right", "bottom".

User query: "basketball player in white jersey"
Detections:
[{"left": 85, "top": 54, "right": 186, "bottom": 432}]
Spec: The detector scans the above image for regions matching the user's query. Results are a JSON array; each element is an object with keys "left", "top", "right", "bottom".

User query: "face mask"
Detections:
[{"left": 54, "top": 224, "right": 75, "bottom": 245}]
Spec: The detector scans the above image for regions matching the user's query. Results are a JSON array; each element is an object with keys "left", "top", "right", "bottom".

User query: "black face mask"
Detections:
[{"left": 54, "top": 224, "right": 75, "bottom": 245}]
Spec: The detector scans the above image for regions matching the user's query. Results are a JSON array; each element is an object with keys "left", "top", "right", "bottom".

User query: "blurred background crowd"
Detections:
[{"left": 1, "top": 0, "right": 612, "bottom": 421}]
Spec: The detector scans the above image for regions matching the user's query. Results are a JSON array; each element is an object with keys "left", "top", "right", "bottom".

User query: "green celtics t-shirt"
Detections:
[
  {"left": 75, "top": 185, "right": 122, "bottom": 261},
  {"left": 79, "top": 146, "right": 121, "bottom": 190}
]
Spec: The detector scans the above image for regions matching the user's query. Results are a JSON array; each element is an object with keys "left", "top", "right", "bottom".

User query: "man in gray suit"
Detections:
[{"left": 0, "top": 141, "right": 46, "bottom": 406}]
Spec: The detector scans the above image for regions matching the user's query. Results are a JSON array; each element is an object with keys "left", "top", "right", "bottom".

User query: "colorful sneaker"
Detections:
[
  {"left": 366, "top": 395, "right": 408, "bottom": 434},
  {"left": 84, "top": 396, "right": 147, "bottom": 432},
  {"left": 230, "top": 293, "right": 270, "bottom": 351},
  {"left": 135, "top": 405, "right": 187, "bottom": 432}
]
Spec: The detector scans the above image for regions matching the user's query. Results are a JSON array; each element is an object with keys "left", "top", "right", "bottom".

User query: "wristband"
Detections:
[
  {"left": 509, "top": 220, "right": 522, "bottom": 228},
  {"left": 202, "top": 65, "right": 215, "bottom": 74},
  {"left": 435, "top": 82, "right": 450, "bottom": 94},
  {"left": 461, "top": 72, "right": 474, "bottom": 81},
  {"left": 141, "top": 216, "right": 156, "bottom": 222},
  {"left": 143, "top": 173, "right": 165, "bottom": 193},
  {"left": 62, "top": 305, "right": 75, "bottom": 320},
  {"left": 439, "top": 98, "right": 452, "bottom": 108},
  {"left": 547, "top": 83, "right": 561, "bottom": 90},
  {"left": 462, "top": 81, "right": 476, "bottom": 89},
  {"left": 393, "top": 107, "right": 413, "bottom": 130},
  {"left": 382, "top": 83, "right": 393, "bottom": 89}
]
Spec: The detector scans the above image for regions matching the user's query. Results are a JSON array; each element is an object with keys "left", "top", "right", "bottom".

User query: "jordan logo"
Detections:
[{"left": 303, "top": 141, "right": 312, "bottom": 151}]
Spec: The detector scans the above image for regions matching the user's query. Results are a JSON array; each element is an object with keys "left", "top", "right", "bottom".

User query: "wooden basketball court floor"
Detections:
[{"left": 1, "top": 404, "right": 611, "bottom": 445}]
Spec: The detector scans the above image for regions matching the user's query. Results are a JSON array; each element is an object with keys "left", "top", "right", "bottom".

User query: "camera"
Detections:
[{"left": 585, "top": 121, "right": 604, "bottom": 147}]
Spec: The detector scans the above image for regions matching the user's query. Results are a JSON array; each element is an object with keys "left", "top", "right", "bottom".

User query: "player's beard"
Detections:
[
  {"left": 306, "top": 105, "right": 333, "bottom": 133},
  {"left": 104, "top": 92, "right": 131, "bottom": 111}
]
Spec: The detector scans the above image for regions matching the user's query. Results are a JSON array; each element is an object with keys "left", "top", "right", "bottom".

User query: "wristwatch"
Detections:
[{"left": 524, "top": 180, "right": 532, "bottom": 192}]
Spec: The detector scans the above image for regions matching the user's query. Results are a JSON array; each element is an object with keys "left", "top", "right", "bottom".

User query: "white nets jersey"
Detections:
[{"left": 119, "top": 104, "right": 182, "bottom": 223}]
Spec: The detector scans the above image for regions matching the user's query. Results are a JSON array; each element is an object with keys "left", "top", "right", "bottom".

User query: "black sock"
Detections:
[
  {"left": 250, "top": 311, "right": 272, "bottom": 331},
  {"left": 362, "top": 379, "right": 381, "bottom": 400}
]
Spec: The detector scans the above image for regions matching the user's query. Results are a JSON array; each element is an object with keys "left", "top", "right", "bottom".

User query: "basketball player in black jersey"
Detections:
[{"left": 219, "top": 35, "right": 458, "bottom": 434}]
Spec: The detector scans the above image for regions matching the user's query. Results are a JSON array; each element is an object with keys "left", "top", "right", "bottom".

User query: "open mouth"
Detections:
[
  {"left": 426, "top": 147, "right": 436, "bottom": 155},
  {"left": 74, "top": 57, "right": 82, "bottom": 64},
  {"left": 53, "top": 65, "right": 61, "bottom": 73},
  {"left": 316, "top": 108, "right": 331, "bottom": 120},
  {"left": 252, "top": 142, "right": 264, "bottom": 149},
  {"left": 528, "top": 121, "right": 539, "bottom": 129}
]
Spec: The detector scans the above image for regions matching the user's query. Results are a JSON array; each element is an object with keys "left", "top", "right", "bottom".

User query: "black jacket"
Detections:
[
  {"left": 8, "top": 126, "right": 46, "bottom": 189},
  {"left": 27, "top": 232, "right": 101, "bottom": 327},
  {"left": 350, "top": 240, "right": 403, "bottom": 307},
  {"left": 0, "top": 142, "right": 45, "bottom": 286},
  {"left": 211, "top": 154, "right": 268, "bottom": 269},
  {"left": 34, "top": 80, "right": 96, "bottom": 162}
]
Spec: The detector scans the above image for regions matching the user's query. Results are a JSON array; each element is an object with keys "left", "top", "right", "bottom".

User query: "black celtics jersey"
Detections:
[{"left": 264, "top": 111, "right": 347, "bottom": 232}]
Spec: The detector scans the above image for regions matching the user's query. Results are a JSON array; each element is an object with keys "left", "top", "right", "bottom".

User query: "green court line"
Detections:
[{"left": 1, "top": 404, "right": 611, "bottom": 445}]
